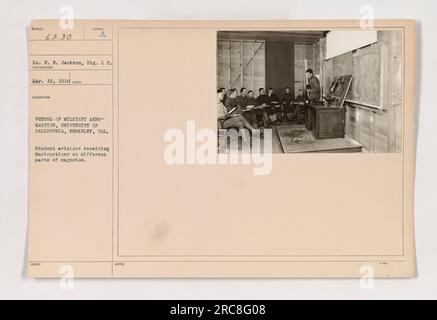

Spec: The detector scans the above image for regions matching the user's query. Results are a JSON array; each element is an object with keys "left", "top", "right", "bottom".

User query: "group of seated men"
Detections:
[
  {"left": 217, "top": 69, "right": 321, "bottom": 130},
  {"left": 217, "top": 86, "right": 310, "bottom": 130}
]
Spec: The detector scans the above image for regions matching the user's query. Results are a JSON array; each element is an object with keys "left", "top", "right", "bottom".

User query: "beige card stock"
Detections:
[{"left": 27, "top": 20, "right": 416, "bottom": 278}]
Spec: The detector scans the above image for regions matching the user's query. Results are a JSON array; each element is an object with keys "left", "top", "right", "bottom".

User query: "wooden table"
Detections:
[{"left": 306, "top": 104, "right": 346, "bottom": 139}]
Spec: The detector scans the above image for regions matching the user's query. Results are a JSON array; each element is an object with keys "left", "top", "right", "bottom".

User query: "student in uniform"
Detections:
[
  {"left": 295, "top": 88, "right": 309, "bottom": 103},
  {"left": 281, "top": 87, "right": 294, "bottom": 106},
  {"left": 267, "top": 87, "right": 282, "bottom": 123},
  {"left": 246, "top": 90, "right": 258, "bottom": 108},
  {"left": 236, "top": 87, "right": 248, "bottom": 108},
  {"left": 255, "top": 88, "right": 269, "bottom": 128},
  {"left": 287, "top": 89, "right": 309, "bottom": 123},
  {"left": 281, "top": 87, "right": 294, "bottom": 122},
  {"left": 240, "top": 90, "right": 259, "bottom": 128},
  {"left": 224, "top": 90, "right": 241, "bottom": 115},
  {"left": 256, "top": 87, "right": 268, "bottom": 106},
  {"left": 238, "top": 88, "right": 257, "bottom": 128},
  {"left": 217, "top": 90, "right": 254, "bottom": 131},
  {"left": 218, "top": 87, "right": 226, "bottom": 103}
]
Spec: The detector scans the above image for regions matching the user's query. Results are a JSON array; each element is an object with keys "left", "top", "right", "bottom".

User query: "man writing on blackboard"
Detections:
[{"left": 306, "top": 69, "right": 321, "bottom": 102}]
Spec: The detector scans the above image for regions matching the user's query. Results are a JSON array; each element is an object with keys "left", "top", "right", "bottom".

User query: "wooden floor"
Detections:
[
  {"left": 275, "top": 124, "right": 363, "bottom": 153},
  {"left": 218, "top": 123, "right": 363, "bottom": 154}
]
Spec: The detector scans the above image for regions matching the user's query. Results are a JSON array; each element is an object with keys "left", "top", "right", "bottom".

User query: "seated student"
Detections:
[
  {"left": 217, "top": 90, "right": 254, "bottom": 131},
  {"left": 281, "top": 86, "right": 294, "bottom": 106},
  {"left": 224, "top": 90, "right": 241, "bottom": 115},
  {"left": 255, "top": 88, "right": 270, "bottom": 128},
  {"left": 238, "top": 88, "right": 257, "bottom": 128},
  {"left": 267, "top": 87, "right": 282, "bottom": 123},
  {"left": 286, "top": 89, "right": 309, "bottom": 122},
  {"left": 218, "top": 87, "right": 226, "bottom": 103},
  {"left": 236, "top": 87, "right": 248, "bottom": 108},
  {"left": 245, "top": 90, "right": 258, "bottom": 109},
  {"left": 240, "top": 90, "right": 259, "bottom": 128},
  {"left": 256, "top": 87, "right": 268, "bottom": 105},
  {"left": 296, "top": 88, "right": 309, "bottom": 103},
  {"left": 281, "top": 86, "right": 294, "bottom": 120}
]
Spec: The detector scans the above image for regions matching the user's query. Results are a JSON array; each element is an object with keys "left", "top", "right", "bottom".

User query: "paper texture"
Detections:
[{"left": 27, "top": 20, "right": 416, "bottom": 278}]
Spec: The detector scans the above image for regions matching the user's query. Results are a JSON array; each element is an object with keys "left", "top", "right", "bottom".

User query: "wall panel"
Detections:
[{"left": 216, "top": 40, "right": 265, "bottom": 91}]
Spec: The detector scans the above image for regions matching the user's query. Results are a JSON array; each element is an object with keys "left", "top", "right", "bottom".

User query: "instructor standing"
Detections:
[{"left": 306, "top": 69, "right": 321, "bottom": 102}]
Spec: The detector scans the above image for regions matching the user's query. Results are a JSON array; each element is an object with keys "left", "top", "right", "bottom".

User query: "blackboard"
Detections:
[{"left": 350, "top": 44, "right": 381, "bottom": 106}]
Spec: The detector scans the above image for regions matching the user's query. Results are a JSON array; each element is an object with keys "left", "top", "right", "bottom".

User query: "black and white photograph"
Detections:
[{"left": 217, "top": 29, "right": 403, "bottom": 153}]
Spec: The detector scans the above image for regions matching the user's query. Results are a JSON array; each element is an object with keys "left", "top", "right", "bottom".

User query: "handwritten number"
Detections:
[{"left": 44, "top": 33, "right": 72, "bottom": 41}]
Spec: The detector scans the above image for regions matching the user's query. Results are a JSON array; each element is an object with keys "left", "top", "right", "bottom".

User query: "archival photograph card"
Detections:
[{"left": 27, "top": 20, "right": 416, "bottom": 278}]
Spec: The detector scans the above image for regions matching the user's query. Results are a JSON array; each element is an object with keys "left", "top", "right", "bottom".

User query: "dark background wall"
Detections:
[{"left": 265, "top": 41, "right": 295, "bottom": 97}]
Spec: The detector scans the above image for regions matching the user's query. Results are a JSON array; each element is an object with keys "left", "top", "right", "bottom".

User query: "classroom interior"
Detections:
[{"left": 217, "top": 30, "right": 403, "bottom": 153}]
